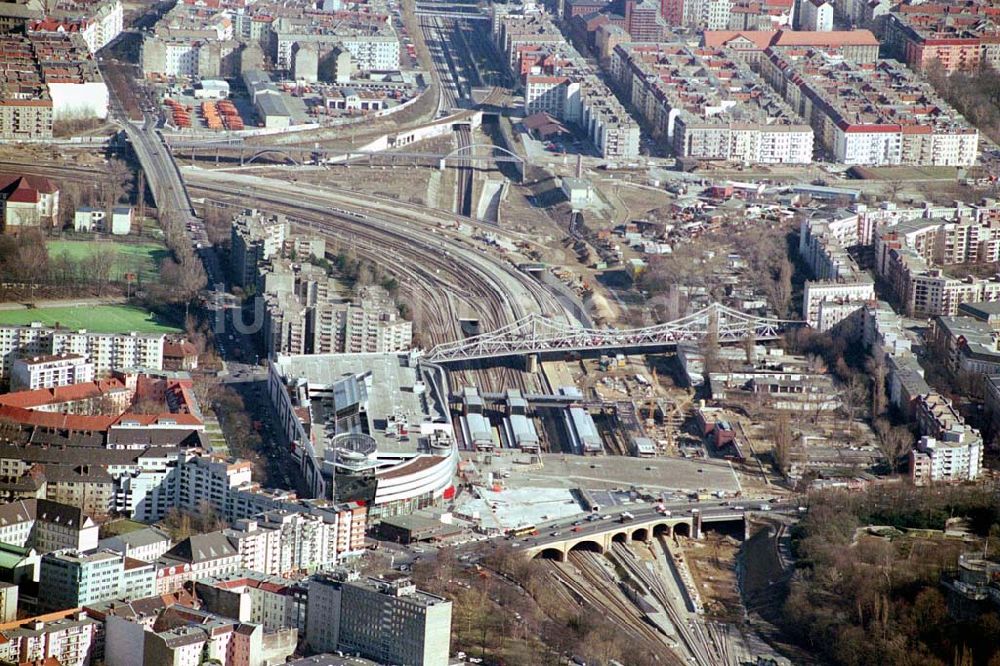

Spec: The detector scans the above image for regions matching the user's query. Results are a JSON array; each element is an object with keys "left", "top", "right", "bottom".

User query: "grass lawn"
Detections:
[
  {"left": 47, "top": 240, "right": 169, "bottom": 283},
  {"left": 0, "top": 305, "right": 181, "bottom": 333},
  {"left": 99, "top": 519, "right": 148, "bottom": 538}
]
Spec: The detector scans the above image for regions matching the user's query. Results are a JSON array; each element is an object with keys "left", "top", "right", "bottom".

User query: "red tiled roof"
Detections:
[
  {"left": 0, "top": 379, "right": 127, "bottom": 409},
  {"left": 0, "top": 173, "right": 57, "bottom": 194},
  {"left": 771, "top": 29, "right": 880, "bottom": 47}
]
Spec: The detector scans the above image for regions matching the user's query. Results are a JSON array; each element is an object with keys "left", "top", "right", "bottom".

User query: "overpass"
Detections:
[
  {"left": 427, "top": 302, "right": 802, "bottom": 363},
  {"left": 163, "top": 138, "right": 525, "bottom": 169},
  {"left": 521, "top": 509, "right": 748, "bottom": 561}
]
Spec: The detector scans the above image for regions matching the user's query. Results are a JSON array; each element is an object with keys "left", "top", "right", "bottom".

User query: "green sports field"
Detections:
[
  {"left": 46, "top": 240, "right": 169, "bottom": 282},
  {"left": 0, "top": 305, "right": 181, "bottom": 333}
]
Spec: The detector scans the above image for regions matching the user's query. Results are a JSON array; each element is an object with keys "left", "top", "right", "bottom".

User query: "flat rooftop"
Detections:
[
  {"left": 275, "top": 353, "right": 446, "bottom": 456},
  {"left": 482, "top": 453, "right": 741, "bottom": 494}
]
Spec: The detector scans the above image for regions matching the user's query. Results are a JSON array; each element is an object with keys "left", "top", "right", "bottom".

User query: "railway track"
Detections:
[
  {"left": 189, "top": 177, "right": 556, "bottom": 393},
  {"left": 541, "top": 554, "right": 672, "bottom": 660}
]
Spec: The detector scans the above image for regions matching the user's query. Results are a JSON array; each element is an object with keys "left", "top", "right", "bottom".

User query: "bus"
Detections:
[{"left": 509, "top": 524, "right": 537, "bottom": 537}]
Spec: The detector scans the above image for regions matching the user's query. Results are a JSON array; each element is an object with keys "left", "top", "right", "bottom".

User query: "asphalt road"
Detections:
[{"left": 510, "top": 499, "right": 804, "bottom": 551}]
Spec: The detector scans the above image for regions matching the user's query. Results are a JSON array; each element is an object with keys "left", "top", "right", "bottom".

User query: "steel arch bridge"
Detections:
[
  {"left": 426, "top": 302, "right": 803, "bottom": 363},
  {"left": 443, "top": 143, "right": 524, "bottom": 166}
]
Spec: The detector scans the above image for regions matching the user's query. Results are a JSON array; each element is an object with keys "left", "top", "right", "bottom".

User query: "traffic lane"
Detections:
[{"left": 510, "top": 502, "right": 805, "bottom": 548}]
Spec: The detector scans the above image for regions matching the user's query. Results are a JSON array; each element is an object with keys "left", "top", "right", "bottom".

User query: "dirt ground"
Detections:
[{"left": 681, "top": 533, "right": 744, "bottom": 621}]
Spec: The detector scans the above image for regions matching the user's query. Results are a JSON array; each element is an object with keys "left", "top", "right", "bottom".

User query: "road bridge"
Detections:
[
  {"left": 427, "top": 302, "right": 802, "bottom": 363},
  {"left": 522, "top": 510, "right": 748, "bottom": 561}
]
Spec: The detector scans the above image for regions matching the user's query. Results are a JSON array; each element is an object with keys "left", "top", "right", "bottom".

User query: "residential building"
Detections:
[
  {"left": 73, "top": 206, "right": 105, "bottom": 232},
  {"left": 0, "top": 498, "right": 98, "bottom": 553},
  {"left": 231, "top": 208, "right": 290, "bottom": 288},
  {"left": 799, "top": 0, "right": 833, "bottom": 30},
  {"left": 28, "top": 32, "right": 109, "bottom": 120},
  {"left": 110, "top": 206, "right": 131, "bottom": 235},
  {"left": 155, "top": 532, "right": 242, "bottom": 594},
  {"left": 104, "top": 603, "right": 265, "bottom": 666},
  {"left": 494, "top": 8, "right": 640, "bottom": 159},
  {"left": 272, "top": 16, "right": 399, "bottom": 73},
  {"left": 885, "top": 0, "right": 1000, "bottom": 74},
  {"left": 306, "top": 570, "right": 452, "bottom": 666},
  {"left": 39, "top": 549, "right": 156, "bottom": 610},
  {"left": 0, "top": 173, "right": 59, "bottom": 230},
  {"left": 910, "top": 392, "right": 983, "bottom": 484},
  {"left": 910, "top": 434, "right": 983, "bottom": 485},
  {"left": 609, "top": 43, "right": 814, "bottom": 164},
  {"left": 10, "top": 354, "right": 94, "bottom": 391},
  {"left": 0, "top": 609, "right": 101, "bottom": 666},
  {"left": 98, "top": 526, "right": 173, "bottom": 563},
  {"left": 196, "top": 572, "right": 308, "bottom": 635},
  {"left": 27, "top": 0, "right": 123, "bottom": 53},
  {"left": 759, "top": 48, "right": 979, "bottom": 166},
  {"left": 873, "top": 200, "right": 1000, "bottom": 316},
  {"left": 931, "top": 316, "right": 1000, "bottom": 379}
]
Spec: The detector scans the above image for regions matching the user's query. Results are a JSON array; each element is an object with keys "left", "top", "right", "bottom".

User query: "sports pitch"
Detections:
[
  {"left": 0, "top": 305, "right": 181, "bottom": 333},
  {"left": 47, "top": 240, "right": 169, "bottom": 282}
]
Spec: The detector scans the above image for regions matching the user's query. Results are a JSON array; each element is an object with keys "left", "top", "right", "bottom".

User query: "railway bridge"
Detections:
[
  {"left": 522, "top": 510, "right": 747, "bottom": 561},
  {"left": 427, "top": 302, "right": 802, "bottom": 364}
]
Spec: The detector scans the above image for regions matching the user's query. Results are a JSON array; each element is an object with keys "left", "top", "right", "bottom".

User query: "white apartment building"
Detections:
[
  {"left": 225, "top": 510, "right": 334, "bottom": 576},
  {"left": 0, "top": 612, "right": 101, "bottom": 666},
  {"left": 162, "top": 39, "right": 200, "bottom": 76},
  {"left": 760, "top": 50, "right": 979, "bottom": 167},
  {"left": 10, "top": 354, "right": 94, "bottom": 391},
  {"left": 40, "top": 550, "right": 155, "bottom": 610},
  {"left": 911, "top": 434, "right": 983, "bottom": 484},
  {"left": 51, "top": 330, "right": 164, "bottom": 374},
  {"left": 799, "top": 0, "right": 833, "bottom": 31},
  {"left": 272, "top": 18, "right": 400, "bottom": 72},
  {"left": 802, "top": 279, "right": 875, "bottom": 329},
  {"left": 0, "top": 324, "right": 164, "bottom": 380},
  {"left": 0, "top": 499, "right": 99, "bottom": 554}
]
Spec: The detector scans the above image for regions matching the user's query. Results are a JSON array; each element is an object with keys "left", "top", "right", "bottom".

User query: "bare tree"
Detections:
[
  {"left": 771, "top": 414, "right": 793, "bottom": 476},
  {"left": 874, "top": 418, "right": 915, "bottom": 471}
]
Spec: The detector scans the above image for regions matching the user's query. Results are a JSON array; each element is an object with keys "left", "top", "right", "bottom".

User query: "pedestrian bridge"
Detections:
[{"left": 522, "top": 511, "right": 746, "bottom": 561}]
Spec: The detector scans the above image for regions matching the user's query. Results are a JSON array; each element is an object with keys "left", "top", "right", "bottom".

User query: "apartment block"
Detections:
[
  {"left": 0, "top": 498, "right": 99, "bottom": 553},
  {"left": 931, "top": 315, "right": 1000, "bottom": 378},
  {"left": 272, "top": 16, "right": 399, "bottom": 73},
  {"left": 10, "top": 353, "right": 94, "bottom": 391},
  {"left": 494, "top": 8, "right": 640, "bottom": 159},
  {"left": 759, "top": 48, "right": 979, "bottom": 166},
  {"left": 873, "top": 200, "right": 1000, "bottom": 316},
  {"left": 910, "top": 431, "right": 983, "bottom": 485},
  {"left": 27, "top": 0, "right": 122, "bottom": 53},
  {"left": 198, "top": 574, "right": 308, "bottom": 639},
  {"left": 0, "top": 36, "right": 54, "bottom": 140},
  {"left": 722, "top": 0, "right": 795, "bottom": 30},
  {"left": 799, "top": 0, "right": 833, "bottom": 31},
  {"left": 0, "top": 610, "right": 101, "bottom": 666},
  {"left": 0, "top": 323, "right": 165, "bottom": 382},
  {"left": 225, "top": 509, "right": 336, "bottom": 576},
  {"left": 104, "top": 604, "right": 265, "bottom": 666},
  {"left": 39, "top": 549, "right": 156, "bottom": 610},
  {"left": 885, "top": 0, "right": 1000, "bottom": 73},
  {"left": 610, "top": 42, "right": 813, "bottom": 164},
  {"left": 155, "top": 532, "right": 242, "bottom": 594},
  {"left": 259, "top": 254, "right": 411, "bottom": 357},
  {"left": 230, "top": 208, "right": 290, "bottom": 288},
  {"left": 703, "top": 28, "right": 881, "bottom": 65},
  {"left": 306, "top": 570, "right": 452, "bottom": 666}
]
